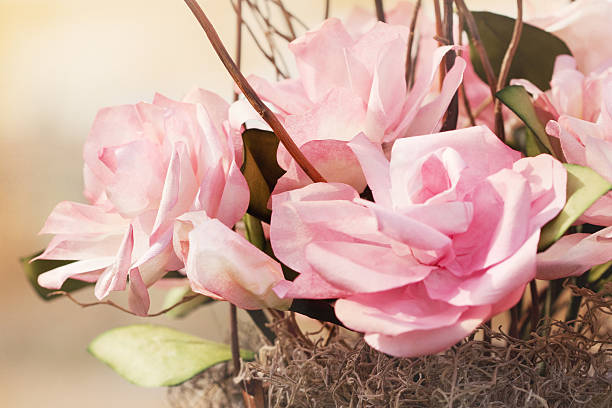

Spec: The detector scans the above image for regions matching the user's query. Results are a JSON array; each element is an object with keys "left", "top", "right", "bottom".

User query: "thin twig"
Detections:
[
  {"left": 405, "top": 0, "right": 421, "bottom": 89},
  {"left": 375, "top": 0, "right": 385, "bottom": 22},
  {"left": 229, "top": 0, "right": 289, "bottom": 78},
  {"left": 244, "top": 0, "right": 294, "bottom": 41},
  {"left": 234, "top": 0, "right": 243, "bottom": 102},
  {"left": 47, "top": 291, "right": 199, "bottom": 317},
  {"left": 230, "top": 6, "right": 243, "bottom": 373},
  {"left": 230, "top": 304, "right": 241, "bottom": 375},
  {"left": 494, "top": 0, "right": 523, "bottom": 140},
  {"left": 183, "top": 0, "right": 326, "bottom": 183},
  {"left": 269, "top": 0, "right": 308, "bottom": 30},
  {"left": 324, "top": 0, "right": 330, "bottom": 19},
  {"left": 275, "top": 0, "right": 296, "bottom": 39},
  {"left": 457, "top": 10, "right": 476, "bottom": 126},
  {"left": 473, "top": 95, "right": 493, "bottom": 118},
  {"left": 529, "top": 279, "right": 540, "bottom": 333},
  {"left": 441, "top": 0, "right": 458, "bottom": 131},
  {"left": 454, "top": 0, "right": 497, "bottom": 96},
  {"left": 432, "top": 0, "right": 444, "bottom": 90}
]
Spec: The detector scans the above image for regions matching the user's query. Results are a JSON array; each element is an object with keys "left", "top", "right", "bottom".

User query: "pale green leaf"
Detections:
[
  {"left": 539, "top": 164, "right": 612, "bottom": 251},
  {"left": 88, "top": 324, "right": 254, "bottom": 387},
  {"left": 162, "top": 286, "right": 213, "bottom": 318},
  {"left": 496, "top": 85, "right": 552, "bottom": 154}
]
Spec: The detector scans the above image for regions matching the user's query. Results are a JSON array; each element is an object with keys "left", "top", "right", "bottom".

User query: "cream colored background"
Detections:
[{"left": 0, "top": 1, "right": 565, "bottom": 407}]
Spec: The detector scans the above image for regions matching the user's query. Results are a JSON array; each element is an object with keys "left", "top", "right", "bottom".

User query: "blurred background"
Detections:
[{"left": 0, "top": 0, "right": 562, "bottom": 407}]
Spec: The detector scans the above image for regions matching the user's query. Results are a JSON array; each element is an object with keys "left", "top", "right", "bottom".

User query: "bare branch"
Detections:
[
  {"left": 234, "top": 0, "right": 243, "bottom": 101},
  {"left": 405, "top": 0, "right": 421, "bottom": 89},
  {"left": 229, "top": 0, "right": 289, "bottom": 78},
  {"left": 457, "top": 10, "right": 476, "bottom": 126},
  {"left": 269, "top": 0, "right": 309, "bottom": 31},
  {"left": 433, "top": 0, "right": 444, "bottom": 90},
  {"left": 375, "top": 0, "right": 385, "bottom": 22},
  {"left": 440, "top": 0, "right": 458, "bottom": 131},
  {"left": 183, "top": 0, "right": 326, "bottom": 183},
  {"left": 494, "top": 0, "right": 524, "bottom": 140},
  {"left": 48, "top": 291, "right": 200, "bottom": 317},
  {"left": 230, "top": 304, "right": 241, "bottom": 375},
  {"left": 274, "top": 0, "right": 296, "bottom": 39},
  {"left": 455, "top": 0, "right": 497, "bottom": 97}
]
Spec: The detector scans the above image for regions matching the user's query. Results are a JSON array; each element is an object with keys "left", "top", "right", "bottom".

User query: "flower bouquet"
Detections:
[{"left": 22, "top": 0, "right": 612, "bottom": 406}]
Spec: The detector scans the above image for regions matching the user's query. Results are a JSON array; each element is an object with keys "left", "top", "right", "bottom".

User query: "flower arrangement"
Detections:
[{"left": 21, "top": 0, "right": 612, "bottom": 406}]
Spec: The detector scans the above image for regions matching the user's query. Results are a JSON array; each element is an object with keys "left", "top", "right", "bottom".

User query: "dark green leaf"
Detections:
[
  {"left": 20, "top": 251, "right": 91, "bottom": 300},
  {"left": 539, "top": 164, "right": 612, "bottom": 251},
  {"left": 469, "top": 12, "right": 572, "bottom": 90},
  {"left": 241, "top": 129, "right": 285, "bottom": 223},
  {"left": 88, "top": 324, "right": 254, "bottom": 387},
  {"left": 496, "top": 85, "right": 552, "bottom": 154},
  {"left": 290, "top": 299, "right": 342, "bottom": 326}
]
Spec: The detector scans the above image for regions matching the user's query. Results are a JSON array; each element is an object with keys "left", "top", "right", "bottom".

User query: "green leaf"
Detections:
[
  {"left": 587, "top": 261, "right": 612, "bottom": 292},
  {"left": 241, "top": 129, "right": 285, "bottom": 223},
  {"left": 539, "top": 164, "right": 612, "bottom": 251},
  {"left": 496, "top": 85, "right": 552, "bottom": 154},
  {"left": 20, "top": 251, "right": 91, "bottom": 300},
  {"left": 162, "top": 286, "right": 213, "bottom": 318},
  {"left": 88, "top": 324, "right": 254, "bottom": 387},
  {"left": 468, "top": 12, "right": 572, "bottom": 90}
]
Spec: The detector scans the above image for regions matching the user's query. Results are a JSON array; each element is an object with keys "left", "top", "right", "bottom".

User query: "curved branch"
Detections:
[
  {"left": 494, "top": 0, "right": 523, "bottom": 140},
  {"left": 454, "top": 0, "right": 497, "bottom": 97},
  {"left": 48, "top": 291, "right": 200, "bottom": 317},
  {"left": 184, "top": 0, "right": 326, "bottom": 183}
]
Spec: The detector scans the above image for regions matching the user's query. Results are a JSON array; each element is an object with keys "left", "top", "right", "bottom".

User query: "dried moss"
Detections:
[{"left": 169, "top": 284, "right": 611, "bottom": 407}]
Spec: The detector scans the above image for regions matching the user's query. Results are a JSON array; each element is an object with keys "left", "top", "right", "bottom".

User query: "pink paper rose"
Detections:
[
  {"left": 536, "top": 79, "right": 612, "bottom": 279},
  {"left": 530, "top": 0, "right": 612, "bottom": 74},
  {"left": 36, "top": 89, "right": 285, "bottom": 313},
  {"left": 245, "top": 17, "right": 465, "bottom": 194},
  {"left": 270, "top": 126, "right": 566, "bottom": 357},
  {"left": 513, "top": 55, "right": 612, "bottom": 125}
]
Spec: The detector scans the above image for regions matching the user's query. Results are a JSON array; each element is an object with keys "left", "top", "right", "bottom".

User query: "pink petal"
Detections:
[
  {"left": 390, "top": 127, "right": 520, "bottom": 203},
  {"left": 392, "top": 46, "right": 458, "bottom": 139},
  {"left": 94, "top": 225, "right": 134, "bottom": 300},
  {"left": 39, "top": 201, "right": 127, "bottom": 235},
  {"left": 128, "top": 268, "right": 150, "bottom": 316},
  {"left": 214, "top": 159, "right": 250, "bottom": 227},
  {"left": 185, "top": 218, "right": 290, "bottom": 310},
  {"left": 404, "top": 56, "right": 466, "bottom": 136},
  {"left": 335, "top": 285, "right": 467, "bottom": 336},
  {"left": 452, "top": 169, "right": 531, "bottom": 272},
  {"left": 512, "top": 155, "right": 567, "bottom": 230},
  {"left": 289, "top": 18, "right": 355, "bottom": 103},
  {"left": 363, "top": 305, "right": 491, "bottom": 357},
  {"left": 365, "top": 37, "right": 407, "bottom": 143},
  {"left": 99, "top": 139, "right": 166, "bottom": 216},
  {"left": 38, "top": 257, "right": 115, "bottom": 289},
  {"left": 270, "top": 182, "right": 370, "bottom": 274},
  {"left": 150, "top": 142, "right": 199, "bottom": 243},
  {"left": 427, "top": 231, "right": 539, "bottom": 306},
  {"left": 273, "top": 270, "right": 350, "bottom": 300},
  {"left": 246, "top": 76, "right": 311, "bottom": 115},
  {"left": 181, "top": 88, "right": 230, "bottom": 136},
  {"left": 37, "top": 233, "right": 126, "bottom": 261},
  {"left": 304, "top": 241, "right": 433, "bottom": 293},
  {"left": 537, "top": 227, "right": 612, "bottom": 279},
  {"left": 347, "top": 132, "right": 392, "bottom": 207}
]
